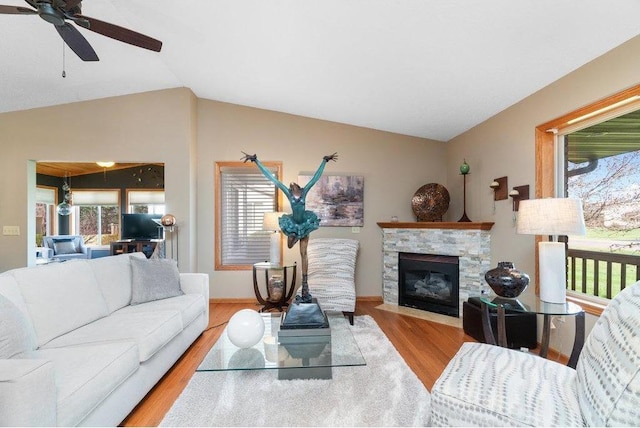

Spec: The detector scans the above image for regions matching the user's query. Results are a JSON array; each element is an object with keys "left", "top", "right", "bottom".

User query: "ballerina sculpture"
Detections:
[{"left": 242, "top": 151, "right": 337, "bottom": 304}]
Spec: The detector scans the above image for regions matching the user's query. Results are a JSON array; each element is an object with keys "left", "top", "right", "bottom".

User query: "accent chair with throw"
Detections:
[
  {"left": 42, "top": 235, "right": 92, "bottom": 261},
  {"left": 430, "top": 281, "right": 640, "bottom": 426},
  {"left": 303, "top": 238, "right": 359, "bottom": 325}
]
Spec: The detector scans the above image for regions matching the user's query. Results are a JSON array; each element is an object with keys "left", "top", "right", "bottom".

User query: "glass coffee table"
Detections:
[{"left": 197, "top": 311, "right": 365, "bottom": 380}]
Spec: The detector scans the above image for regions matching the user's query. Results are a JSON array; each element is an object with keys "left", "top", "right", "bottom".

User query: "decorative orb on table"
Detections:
[
  {"left": 411, "top": 183, "right": 450, "bottom": 221},
  {"left": 227, "top": 309, "right": 265, "bottom": 348},
  {"left": 161, "top": 214, "right": 176, "bottom": 227},
  {"left": 484, "top": 262, "right": 530, "bottom": 298}
]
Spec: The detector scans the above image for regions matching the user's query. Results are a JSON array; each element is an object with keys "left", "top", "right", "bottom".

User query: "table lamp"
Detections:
[
  {"left": 516, "top": 198, "right": 586, "bottom": 303},
  {"left": 263, "top": 212, "right": 285, "bottom": 265}
]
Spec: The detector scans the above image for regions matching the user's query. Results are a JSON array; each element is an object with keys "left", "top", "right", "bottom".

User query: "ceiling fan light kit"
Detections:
[{"left": 0, "top": 0, "right": 163, "bottom": 62}]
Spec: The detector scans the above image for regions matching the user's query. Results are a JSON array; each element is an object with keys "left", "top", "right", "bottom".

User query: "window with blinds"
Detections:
[
  {"left": 127, "top": 189, "right": 166, "bottom": 214},
  {"left": 70, "top": 189, "right": 121, "bottom": 246},
  {"left": 215, "top": 161, "right": 282, "bottom": 270}
]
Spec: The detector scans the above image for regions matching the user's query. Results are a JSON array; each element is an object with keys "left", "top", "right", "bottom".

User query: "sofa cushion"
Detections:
[
  {"left": 17, "top": 342, "right": 139, "bottom": 427},
  {"left": 0, "top": 359, "right": 56, "bottom": 427},
  {"left": 0, "top": 294, "right": 37, "bottom": 359},
  {"left": 11, "top": 261, "right": 110, "bottom": 347},
  {"left": 431, "top": 342, "right": 584, "bottom": 427},
  {"left": 88, "top": 253, "right": 146, "bottom": 313},
  {"left": 130, "top": 257, "right": 183, "bottom": 305},
  {"left": 52, "top": 238, "right": 78, "bottom": 255},
  {"left": 576, "top": 283, "right": 640, "bottom": 426},
  {"left": 42, "top": 310, "right": 183, "bottom": 362},
  {"left": 0, "top": 274, "right": 37, "bottom": 348},
  {"left": 115, "top": 294, "right": 206, "bottom": 329}
]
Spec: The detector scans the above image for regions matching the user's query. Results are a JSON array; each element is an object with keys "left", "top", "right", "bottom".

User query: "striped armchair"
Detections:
[
  {"left": 431, "top": 281, "right": 640, "bottom": 426},
  {"left": 303, "top": 238, "right": 359, "bottom": 325}
]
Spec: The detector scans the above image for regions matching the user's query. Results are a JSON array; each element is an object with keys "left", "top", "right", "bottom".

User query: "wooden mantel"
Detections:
[{"left": 377, "top": 221, "right": 494, "bottom": 231}]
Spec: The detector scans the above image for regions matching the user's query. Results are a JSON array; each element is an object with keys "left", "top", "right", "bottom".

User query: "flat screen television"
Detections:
[{"left": 121, "top": 213, "right": 163, "bottom": 240}]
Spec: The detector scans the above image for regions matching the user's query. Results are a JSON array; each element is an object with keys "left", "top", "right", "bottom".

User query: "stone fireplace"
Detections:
[{"left": 378, "top": 222, "right": 493, "bottom": 319}]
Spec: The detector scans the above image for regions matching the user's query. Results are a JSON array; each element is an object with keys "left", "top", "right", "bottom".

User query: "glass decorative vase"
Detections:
[
  {"left": 267, "top": 275, "right": 284, "bottom": 303},
  {"left": 484, "top": 262, "right": 530, "bottom": 298}
]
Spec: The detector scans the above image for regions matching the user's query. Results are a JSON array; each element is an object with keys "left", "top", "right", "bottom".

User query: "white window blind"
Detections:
[
  {"left": 128, "top": 190, "right": 165, "bottom": 205},
  {"left": 219, "top": 165, "right": 277, "bottom": 266},
  {"left": 71, "top": 190, "right": 119, "bottom": 206},
  {"left": 36, "top": 187, "right": 56, "bottom": 204}
]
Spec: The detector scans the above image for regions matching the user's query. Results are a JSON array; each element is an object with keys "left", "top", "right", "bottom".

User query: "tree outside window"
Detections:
[
  {"left": 72, "top": 190, "right": 120, "bottom": 246},
  {"left": 564, "top": 109, "right": 640, "bottom": 300}
]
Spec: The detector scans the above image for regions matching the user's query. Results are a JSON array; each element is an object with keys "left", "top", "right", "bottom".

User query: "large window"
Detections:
[
  {"left": 215, "top": 161, "right": 282, "bottom": 270},
  {"left": 71, "top": 189, "right": 121, "bottom": 246},
  {"left": 536, "top": 84, "right": 640, "bottom": 315}
]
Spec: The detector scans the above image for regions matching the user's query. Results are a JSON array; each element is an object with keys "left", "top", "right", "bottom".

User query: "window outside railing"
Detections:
[{"left": 567, "top": 248, "right": 640, "bottom": 299}]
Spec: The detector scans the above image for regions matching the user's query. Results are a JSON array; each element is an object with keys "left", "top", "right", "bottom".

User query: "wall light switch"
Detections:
[
  {"left": 351, "top": 227, "right": 361, "bottom": 234},
  {"left": 2, "top": 226, "right": 20, "bottom": 236}
]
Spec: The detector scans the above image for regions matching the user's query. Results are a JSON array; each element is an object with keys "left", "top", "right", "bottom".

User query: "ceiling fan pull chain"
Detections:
[{"left": 62, "top": 40, "right": 66, "bottom": 78}]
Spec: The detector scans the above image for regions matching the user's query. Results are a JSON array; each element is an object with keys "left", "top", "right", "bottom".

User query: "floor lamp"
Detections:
[
  {"left": 516, "top": 198, "right": 586, "bottom": 303},
  {"left": 263, "top": 212, "right": 285, "bottom": 265}
]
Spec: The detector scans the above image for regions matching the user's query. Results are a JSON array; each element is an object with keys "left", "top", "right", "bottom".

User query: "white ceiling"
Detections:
[{"left": 2, "top": 0, "right": 640, "bottom": 141}]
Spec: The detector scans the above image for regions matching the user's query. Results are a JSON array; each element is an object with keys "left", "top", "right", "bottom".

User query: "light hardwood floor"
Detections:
[{"left": 121, "top": 299, "right": 476, "bottom": 427}]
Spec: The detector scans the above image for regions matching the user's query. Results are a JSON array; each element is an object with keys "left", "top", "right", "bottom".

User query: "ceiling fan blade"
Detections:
[
  {"left": 75, "top": 14, "right": 162, "bottom": 52},
  {"left": 0, "top": 4, "right": 36, "bottom": 14},
  {"left": 55, "top": 22, "right": 98, "bottom": 61}
]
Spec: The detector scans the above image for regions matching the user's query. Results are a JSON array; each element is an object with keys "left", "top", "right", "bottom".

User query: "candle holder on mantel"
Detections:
[{"left": 458, "top": 159, "right": 471, "bottom": 222}]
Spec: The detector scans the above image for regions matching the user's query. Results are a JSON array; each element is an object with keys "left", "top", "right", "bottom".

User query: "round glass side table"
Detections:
[
  {"left": 480, "top": 295, "right": 585, "bottom": 368},
  {"left": 252, "top": 262, "right": 297, "bottom": 312}
]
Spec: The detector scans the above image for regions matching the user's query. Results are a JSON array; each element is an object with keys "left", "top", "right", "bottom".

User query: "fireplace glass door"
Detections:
[{"left": 398, "top": 252, "right": 460, "bottom": 317}]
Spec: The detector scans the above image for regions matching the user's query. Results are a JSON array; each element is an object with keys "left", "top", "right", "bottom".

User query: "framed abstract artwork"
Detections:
[{"left": 297, "top": 175, "right": 364, "bottom": 226}]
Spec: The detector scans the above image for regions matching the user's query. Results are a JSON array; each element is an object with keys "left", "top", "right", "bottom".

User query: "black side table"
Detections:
[
  {"left": 252, "top": 262, "right": 297, "bottom": 312},
  {"left": 480, "top": 296, "right": 585, "bottom": 369}
]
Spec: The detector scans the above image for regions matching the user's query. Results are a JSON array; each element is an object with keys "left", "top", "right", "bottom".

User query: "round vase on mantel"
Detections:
[{"left": 484, "top": 262, "right": 530, "bottom": 298}]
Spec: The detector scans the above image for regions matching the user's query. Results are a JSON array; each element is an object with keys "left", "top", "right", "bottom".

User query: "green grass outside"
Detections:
[
  {"left": 585, "top": 227, "right": 640, "bottom": 240},
  {"left": 567, "top": 258, "right": 637, "bottom": 299}
]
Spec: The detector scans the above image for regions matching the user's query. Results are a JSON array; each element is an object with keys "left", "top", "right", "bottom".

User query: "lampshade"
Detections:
[
  {"left": 516, "top": 198, "right": 586, "bottom": 236},
  {"left": 516, "top": 198, "right": 586, "bottom": 304},
  {"left": 263, "top": 212, "right": 285, "bottom": 231}
]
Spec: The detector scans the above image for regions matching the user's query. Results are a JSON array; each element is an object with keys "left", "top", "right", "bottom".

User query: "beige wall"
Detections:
[
  {"left": 0, "top": 88, "right": 197, "bottom": 271},
  {"left": 0, "top": 90, "right": 446, "bottom": 301},
  {"left": 196, "top": 100, "right": 446, "bottom": 299},
  {"left": 445, "top": 34, "right": 640, "bottom": 353}
]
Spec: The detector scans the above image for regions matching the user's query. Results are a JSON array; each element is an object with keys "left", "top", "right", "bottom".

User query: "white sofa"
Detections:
[{"left": 0, "top": 253, "right": 209, "bottom": 426}]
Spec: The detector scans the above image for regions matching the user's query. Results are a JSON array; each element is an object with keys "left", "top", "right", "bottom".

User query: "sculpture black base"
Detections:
[{"left": 281, "top": 299, "right": 329, "bottom": 330}]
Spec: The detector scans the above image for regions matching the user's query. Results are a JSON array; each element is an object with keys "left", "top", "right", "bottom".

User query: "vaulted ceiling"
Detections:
[{"left": 2, "top": 0, "right": 640, "bottom": 141}]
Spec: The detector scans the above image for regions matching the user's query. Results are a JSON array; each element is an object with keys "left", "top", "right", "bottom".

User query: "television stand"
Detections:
[{"left": 110, "top": 240, "right": 164, "bottom": 259}]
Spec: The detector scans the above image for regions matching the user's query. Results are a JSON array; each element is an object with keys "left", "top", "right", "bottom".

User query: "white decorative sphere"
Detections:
[{"left": 227, "top": 309, "right": 265, "bottom": 348}]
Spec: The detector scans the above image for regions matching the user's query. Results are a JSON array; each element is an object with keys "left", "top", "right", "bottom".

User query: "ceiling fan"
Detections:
[{"left": 0, "top": 0, "right": 162, "bottom": 61}]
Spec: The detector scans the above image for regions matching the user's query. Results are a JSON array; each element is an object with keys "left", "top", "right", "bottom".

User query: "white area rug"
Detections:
[{"left": 161, "top": 315, "right": 431, "bottom": 427}]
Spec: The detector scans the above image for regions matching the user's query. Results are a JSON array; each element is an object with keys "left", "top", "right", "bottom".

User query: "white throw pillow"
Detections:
[
  {"left": 0, "top": 294, "right": 37, "bottom": 358},
  {"left": 130, "top": 257, "right": 183, "bottom": 305}
]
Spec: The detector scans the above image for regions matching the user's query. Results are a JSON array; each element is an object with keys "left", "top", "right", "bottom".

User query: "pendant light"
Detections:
[{"left": 57, "top": 174, "right": 72, "bottom": 216}]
